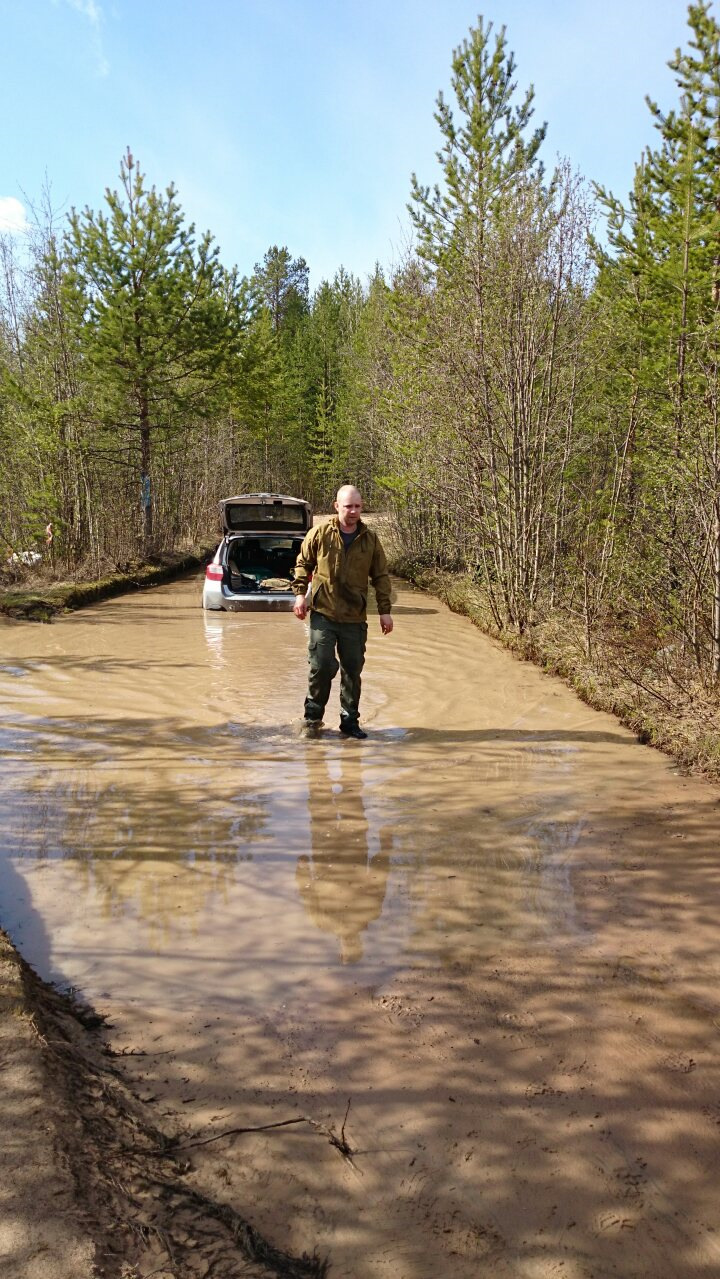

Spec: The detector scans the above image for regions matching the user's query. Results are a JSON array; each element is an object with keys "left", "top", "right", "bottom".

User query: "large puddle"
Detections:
[
  {"left": 0, "top": 574, "right": 610, "bottom": 1010},
  {"left": 6, "top": 574, "right": 720, "bottom": 1277}
]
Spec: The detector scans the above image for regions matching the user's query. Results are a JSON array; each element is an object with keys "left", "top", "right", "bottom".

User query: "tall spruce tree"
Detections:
[
  {"left": 338, "top": 266, "right": 391, "bottom": 505},
  {"left": 296, "top": 269, "right": 364, "bottom": 504}
]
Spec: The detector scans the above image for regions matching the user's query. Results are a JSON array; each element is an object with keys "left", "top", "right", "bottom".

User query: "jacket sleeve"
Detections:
[
  {"left": 370, "top": 535, "right": 392, "bottom": 614},
  {"left": 293, "top": 527, "right": 318, "bottom": 595}
]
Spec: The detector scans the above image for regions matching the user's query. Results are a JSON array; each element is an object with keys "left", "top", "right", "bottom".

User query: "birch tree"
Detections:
[{"left": 392, "top": 17, "right": 592, "bottom": 630}]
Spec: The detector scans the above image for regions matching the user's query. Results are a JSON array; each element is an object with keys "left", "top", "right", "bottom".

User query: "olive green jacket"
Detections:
[{"left": 293, "top": 517, "right": 392, "bottom": 623}]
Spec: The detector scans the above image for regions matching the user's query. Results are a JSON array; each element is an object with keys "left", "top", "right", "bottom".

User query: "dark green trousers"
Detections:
[{"left": 304, "top": 612, "right": 368, "bottom": 724}]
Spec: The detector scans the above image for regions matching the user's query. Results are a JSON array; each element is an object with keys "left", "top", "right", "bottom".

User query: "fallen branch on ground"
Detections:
[{"left": 170, "top": 1098, "right": 361, "bottom": 1172}]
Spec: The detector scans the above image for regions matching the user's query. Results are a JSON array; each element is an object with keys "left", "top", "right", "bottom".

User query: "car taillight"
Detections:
[{"left": 205, "top": 563, "right": 224, "bottom": 581}]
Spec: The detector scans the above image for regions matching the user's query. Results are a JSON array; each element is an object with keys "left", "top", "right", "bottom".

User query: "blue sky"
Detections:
[{"left": 0, "top": 0, "right": 692, "bottom": 289}]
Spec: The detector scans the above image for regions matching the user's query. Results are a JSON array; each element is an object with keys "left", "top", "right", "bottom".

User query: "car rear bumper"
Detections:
[
  {"left": 222, "top": 594, "right": 296, "bottom": 611},
  {"left": 203, "top": 582, "right": 296, "bottom": 611}
]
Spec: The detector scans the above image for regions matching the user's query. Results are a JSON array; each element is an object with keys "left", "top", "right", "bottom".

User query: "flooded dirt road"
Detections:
[{"left": 3, "top": 574, "right": 720, "bottom": 1277}]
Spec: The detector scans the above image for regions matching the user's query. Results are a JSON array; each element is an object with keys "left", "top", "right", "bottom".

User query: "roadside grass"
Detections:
[{"left": 393, "top": 559, "right": 720, "bottom": 782}]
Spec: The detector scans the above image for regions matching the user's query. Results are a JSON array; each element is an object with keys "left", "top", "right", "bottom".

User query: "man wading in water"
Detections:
[{"left": 292, "top": 485, "right": 393, "bottom": 739}]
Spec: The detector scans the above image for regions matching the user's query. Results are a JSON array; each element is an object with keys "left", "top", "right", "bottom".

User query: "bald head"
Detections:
[
  {"left": 336, "top": 485, "right": 361, "bottom": 505},
  {"left": 334, "top": 485, "right": 363, "bottom": 532}
]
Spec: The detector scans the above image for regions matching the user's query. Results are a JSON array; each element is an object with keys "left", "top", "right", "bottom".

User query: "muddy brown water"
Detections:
[{"left": 3, "top": 574, "right": 720, "bottom": 1277}]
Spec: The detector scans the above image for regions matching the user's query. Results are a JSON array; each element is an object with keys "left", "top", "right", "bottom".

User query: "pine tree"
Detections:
[
  {"left": 338, "top": 266, "right": 392, "bottom": 504},
  {"left": 290, "top": 269, "right": 364, "bottom": 506},
  {"left": 233, "top": 304, "right": 301, "bottom": 490},
  {"left": 409, "top": 16, "right": 546, "bottom": 275},
  {"left": 252, "top": 246, "right": 309, "bottom": 339},
  {"left": 64, "top": 149, "right": 247, "bottom": 554},
  {"left": 398, "top": 17, "right": 590, "bottom": 630},
  {"left": 592, "top": 2, "right": 720, "bottom": 677}
]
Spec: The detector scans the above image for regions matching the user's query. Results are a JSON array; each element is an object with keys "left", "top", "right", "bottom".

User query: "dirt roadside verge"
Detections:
[
  {"left": 0, "top": 547, "right": 215, "bottom": 622},
  {"left": 0, "top": 927, "right": 327, "bottom": 1279}
]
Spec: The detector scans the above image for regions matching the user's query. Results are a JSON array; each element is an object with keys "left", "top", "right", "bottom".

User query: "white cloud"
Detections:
[
  {"left": 66, "top": 0, "right": 102, "bottom": 20},
  {"left": 0, "top": 198, "right": 29, "bottom": 235},
  {"left": 54, "top": 0, "right": 109, "bottom": 77}
]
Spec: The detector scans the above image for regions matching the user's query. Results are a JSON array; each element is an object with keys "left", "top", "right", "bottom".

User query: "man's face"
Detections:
[{"left": 335, "top": 489, "right": 363, "bottom": 529}]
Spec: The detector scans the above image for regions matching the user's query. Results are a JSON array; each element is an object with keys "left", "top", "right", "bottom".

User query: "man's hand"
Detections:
[
  {"left": 293, "top": 596, "right": 308, "bottom": 621},
  {"left": 380, "top": 614, "right": 393, "bottom": 635}
]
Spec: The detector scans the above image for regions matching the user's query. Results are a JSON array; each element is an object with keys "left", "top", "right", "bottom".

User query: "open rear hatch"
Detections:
[{"left": 220, "top": 494, "right": 312, "bottom": 535}]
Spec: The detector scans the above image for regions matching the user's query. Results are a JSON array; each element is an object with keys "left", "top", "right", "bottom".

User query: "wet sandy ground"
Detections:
[
  {"left": 0, "top": 931, "right": 96, "bottom": 1279},
  {"left": 3, "top": 575, "right": 720, "bottom": 1276}
]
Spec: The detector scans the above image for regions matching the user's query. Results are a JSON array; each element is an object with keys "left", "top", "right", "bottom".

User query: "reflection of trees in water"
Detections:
[
  {"left": 399, "top": 814, "right": 586, "bottom": 969},
  {"left": 518, "top": 814, "right": 586, "bottom": 935},
  {"left": 8, "top": 765, "right": 267, "bottom": 936},
  {"left": 296, "top": 752, "right": 392, "bottom": 964},
  {"left": 388, "top": 747, "right": 586, "bottom": 965}
]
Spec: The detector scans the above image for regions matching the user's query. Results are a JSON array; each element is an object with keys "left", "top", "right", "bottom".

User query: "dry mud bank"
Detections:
[
  {"left": 0, "top": 929, "right": 94, "bottom": 1279},
  {"left": 0, "top": 928, "right": 327, "bottom": 1279}
]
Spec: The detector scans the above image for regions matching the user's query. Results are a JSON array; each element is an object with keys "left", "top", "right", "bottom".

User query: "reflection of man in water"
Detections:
[{"left": 296, "top": 752, "right": 392, "bottom": 964}]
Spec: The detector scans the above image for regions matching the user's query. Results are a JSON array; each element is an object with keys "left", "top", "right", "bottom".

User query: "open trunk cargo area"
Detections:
[{"left": 225, "top": 533, "right": 304, "bottom": 605}]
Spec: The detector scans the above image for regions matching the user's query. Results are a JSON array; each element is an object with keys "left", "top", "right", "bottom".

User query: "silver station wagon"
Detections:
[{"left": 202, "top": 493, "right": 313, "bottom": 611}]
